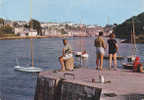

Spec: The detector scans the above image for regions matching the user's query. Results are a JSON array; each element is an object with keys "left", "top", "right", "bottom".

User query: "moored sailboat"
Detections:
[
  {"left": 74, "top": 20, "right": 88, "bottom": 59},
  {"left": 122, "top": 18, "right": 136, "bottom": 69},
  {"left": 14, "top": 0, "right": 42, "bottom": 72}
]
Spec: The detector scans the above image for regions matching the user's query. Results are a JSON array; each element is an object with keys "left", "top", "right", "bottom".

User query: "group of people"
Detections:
[
  {"left": 59, "top": 31, "right": 143, "bottom": 72},
  {"left": 94, "top": 31, "right": 118, "bottom": 71}
]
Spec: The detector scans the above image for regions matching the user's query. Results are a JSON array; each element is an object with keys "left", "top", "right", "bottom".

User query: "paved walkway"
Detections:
[{"left": 39, "top": 68, "right": 144, "bottom": 100}]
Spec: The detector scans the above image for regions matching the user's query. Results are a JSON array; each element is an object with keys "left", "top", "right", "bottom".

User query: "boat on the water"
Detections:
[
  {"left": 14, "top": 0, "right": 42, "bottom": 73},
  {"left": 104, "top": 55, "right": 124, "bottom": 60},
  {"left": 122, "top": 63, "right": 133, "bottom": 69},
  {"left": 122, "top": 18, "right": 136, "bottom": 70},
  {"left": 75, "top": 51, "right": 88, "bottom": 58},
  {"left": 14, "top": 66, "right": 42, "bottom": 73}
]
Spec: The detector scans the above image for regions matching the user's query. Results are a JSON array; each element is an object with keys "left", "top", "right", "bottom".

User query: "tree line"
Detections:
[{"left": 0, "top": 18, "right": 42, "bottom": 35}]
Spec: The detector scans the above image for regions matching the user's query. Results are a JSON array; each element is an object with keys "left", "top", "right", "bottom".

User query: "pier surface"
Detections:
[{"left": 35, "top": 68, "right": 144, "bottom": 100}]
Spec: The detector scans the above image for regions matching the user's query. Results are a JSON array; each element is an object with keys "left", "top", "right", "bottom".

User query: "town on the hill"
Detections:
[{"left": 0, "top": 18, "right": 114, "bottom": 38}]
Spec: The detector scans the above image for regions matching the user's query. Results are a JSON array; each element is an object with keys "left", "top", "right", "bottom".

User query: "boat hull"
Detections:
[
  {"left": 104, "top": 56, "right": 124, "bottom": 60},
  {"left": 122, "top": 63, "right": 133, "bottom": 69},
  {"left": 75, "top": 51, "right": 88, "bottom": 58},
  {"left": 14, "top": 66, "right": 42, "bottom": 73}
]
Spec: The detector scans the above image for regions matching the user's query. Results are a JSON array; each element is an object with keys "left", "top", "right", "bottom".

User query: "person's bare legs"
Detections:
[
  {"left": 139, "top": 64, "right": 143, "bottom": 72},
  {"left": 109, "top": 54, "right": 112, "bottom": 70},
  {"left": 100, "top": 54, "right": 104, "bottom": 70},
  {"left": 113, "top": 53, "right": 117, "bottom": 70},
  {"left": 59, "top": 56, "right": 65, "bottom": 71},
  {"left": 96, "top": 55, "right": 100, "bottom": 70}
]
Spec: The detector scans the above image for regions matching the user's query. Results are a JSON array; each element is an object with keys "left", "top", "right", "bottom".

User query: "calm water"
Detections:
[{"left": 0, "top": 37, "right": 144, "bottom": 100}]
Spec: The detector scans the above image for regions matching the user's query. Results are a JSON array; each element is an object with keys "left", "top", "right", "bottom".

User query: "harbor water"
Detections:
[{"left": 0, "top": 37, "right": 144, "bottom": 100}]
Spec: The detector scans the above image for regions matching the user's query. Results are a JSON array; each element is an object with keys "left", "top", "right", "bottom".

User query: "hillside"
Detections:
[{"left": 113, "top": 12, "right": 144, "bottom": 43}]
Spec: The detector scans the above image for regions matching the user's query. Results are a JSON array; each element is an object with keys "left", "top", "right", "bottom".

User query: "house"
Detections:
[
  {"left": 15, "top": 27, "right": 37, "bottom": 36},
  {"left": 14, "top": 27, "right": 25, "bottom": 35},
  {"left": 28, "top": 30, "right": 37, "bottom": 36}
]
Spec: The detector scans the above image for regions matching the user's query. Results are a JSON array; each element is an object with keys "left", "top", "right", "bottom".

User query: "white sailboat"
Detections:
[
  {"left": 14, "top": 0, "right": 42, "bottom": 72},
  {"left": 75, "top": 51, "right": 88, "bottom": 58},
  {"left": 75, "top": 19, "right": 88, "bottom": 59},
  {"left": 122, "top": 18, "right": 136, "bottom": 69}
]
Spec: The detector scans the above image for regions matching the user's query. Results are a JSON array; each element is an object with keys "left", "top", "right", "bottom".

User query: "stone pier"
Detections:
[{"left": 34, "top": 68, "right": 144, "bottom": 100}]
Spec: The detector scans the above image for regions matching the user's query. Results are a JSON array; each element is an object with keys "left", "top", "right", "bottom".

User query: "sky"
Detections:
[{"left": 0, "top": 0, "right": 144, "bottom": 26}]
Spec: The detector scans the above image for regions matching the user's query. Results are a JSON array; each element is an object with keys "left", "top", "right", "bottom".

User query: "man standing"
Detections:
[
  {"left": 94, "top": 32, "right": 106, "bottom": 70},
  {"left": 59, "top": 39, "right": 73, "bottom": 71}
]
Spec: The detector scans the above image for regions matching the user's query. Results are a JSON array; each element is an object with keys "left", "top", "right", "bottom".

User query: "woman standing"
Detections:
[
  {"left": 107, "top": 33, "right": 118, "bottom": 70},
  {"left": 94, "top": 32, "right": 106, "bottom": 70}
]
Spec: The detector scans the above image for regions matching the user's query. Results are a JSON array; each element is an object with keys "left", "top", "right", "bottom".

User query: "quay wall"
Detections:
[{"left": 34, "top": 75, "right": 102, "bottom": 100}]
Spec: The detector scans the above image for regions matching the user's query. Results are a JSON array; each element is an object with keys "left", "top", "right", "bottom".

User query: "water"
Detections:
[{"left": 0, "top": 37, "right": 143, "bottom": 100}]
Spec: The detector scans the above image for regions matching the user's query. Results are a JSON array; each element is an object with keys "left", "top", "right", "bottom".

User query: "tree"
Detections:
[
  {"left": 0, "top": 25, "right": 14, "bottom": 34},
  {"left": 24, "top": 24, "right": 30, "bottom": 28},
  {"left": 0, "top": 18, "right": 5, "bottom": 26},
  {"left": 29, "top": 19, "right": 42, "bottom": 36},
  {"left": 61, "top": 29, "right": 68, "bottom": 34},
  {"left": 13, "top": 22, "right": 19, "bottom": 27}
]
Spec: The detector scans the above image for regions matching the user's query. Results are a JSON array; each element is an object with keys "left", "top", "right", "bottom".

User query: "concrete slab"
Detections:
[{"left": 39, "top": 68, "right": 144, "bottom": 100}]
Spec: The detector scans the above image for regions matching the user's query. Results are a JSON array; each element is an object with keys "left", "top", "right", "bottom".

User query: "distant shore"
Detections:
[{"left": 0, "top": 35, "right": 90, "bottom": 40}]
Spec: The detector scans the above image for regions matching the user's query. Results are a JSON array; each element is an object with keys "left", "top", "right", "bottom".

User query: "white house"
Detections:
[
  {"left": 15, "top": 27, "right": 24, "bottom": 35},
  {"left": 15, "top": 27, "right": 30, "bottom": 36},
  {"left": 29, "top": 30, "right": 37, "bottom": 36}
]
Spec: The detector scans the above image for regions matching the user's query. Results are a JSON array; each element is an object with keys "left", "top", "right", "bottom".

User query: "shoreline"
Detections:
[
  {"left": 0, "top": 35, "right": 89, "bottom": 40},
  {"left": 1, "top": 36, "right": 144, "bottom": 43}
]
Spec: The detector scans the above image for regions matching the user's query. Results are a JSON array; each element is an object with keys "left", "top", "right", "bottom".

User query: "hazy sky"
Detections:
[{"left": 0, "top": 0, "right": 143, "bottom": 26}]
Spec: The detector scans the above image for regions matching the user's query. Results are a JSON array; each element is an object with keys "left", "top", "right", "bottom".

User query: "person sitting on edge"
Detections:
[
  {"left": 133, "top": 57, "right": 143, "bottom": 72},
  {"left": 107, "top": 33, "right": 118, "bottom": 70},
  {"left": 94, "top": 31, "right": 107, "bottom": 70},
  {"left": 59, "top": 39, "right": 73, "bottom": 71}
]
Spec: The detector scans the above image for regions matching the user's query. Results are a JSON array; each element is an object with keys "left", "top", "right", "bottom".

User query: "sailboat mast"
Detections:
[
  {"left": 132, "top": 18, "right": 136, "bottom": 56},
  {"left": 30, "top": 0, "right": 34, "bottom": 67},
  {"left": 107, "top": 16, "right": 110, "bottom": 25},
  {"left": 80, "top": 18, "right": 82, "bottom": 66},
  {"left": 130, "top": 29, "right": 133, "bottom": 56}
]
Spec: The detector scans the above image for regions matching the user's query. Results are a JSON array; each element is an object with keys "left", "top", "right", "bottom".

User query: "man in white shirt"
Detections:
[{"left": 59, "top": 39, "right": 73, "bottom": 71}]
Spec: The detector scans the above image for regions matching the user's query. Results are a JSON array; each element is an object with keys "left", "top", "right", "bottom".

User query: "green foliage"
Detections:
[
  {"left": 13, "top": 22, "right": 19, "bottom": 27},
  {"left": 24, "top": 24, "right": 29, "bottom": 28},
  {"left": 0, "top": 25, "right": 14, "bottom": 34},
  {"left": 0, "top": 18, "right": 5, "bottom": 25},
  {"left": 65, "top": 24, "right": 73, "bottom": 30},
  {"left": 61, "top": 29, "right": 68, "bottom": 34},
  {"left": 114, "top": 12, "right": 144, "bottom": 39},
  {"left": 29, "top": 19, "right": 42, "bottom": 35}
]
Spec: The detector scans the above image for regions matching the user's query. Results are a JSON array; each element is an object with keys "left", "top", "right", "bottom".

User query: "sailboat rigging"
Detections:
[
  {"left": 75, "top": 19, "right": 88, "bottom": 58},
  {"left": 14, "top": 0, "right": 42, "bottom": 72},
  {"left": 122, "top": 18, "right": 137, "bottom": 69}
]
